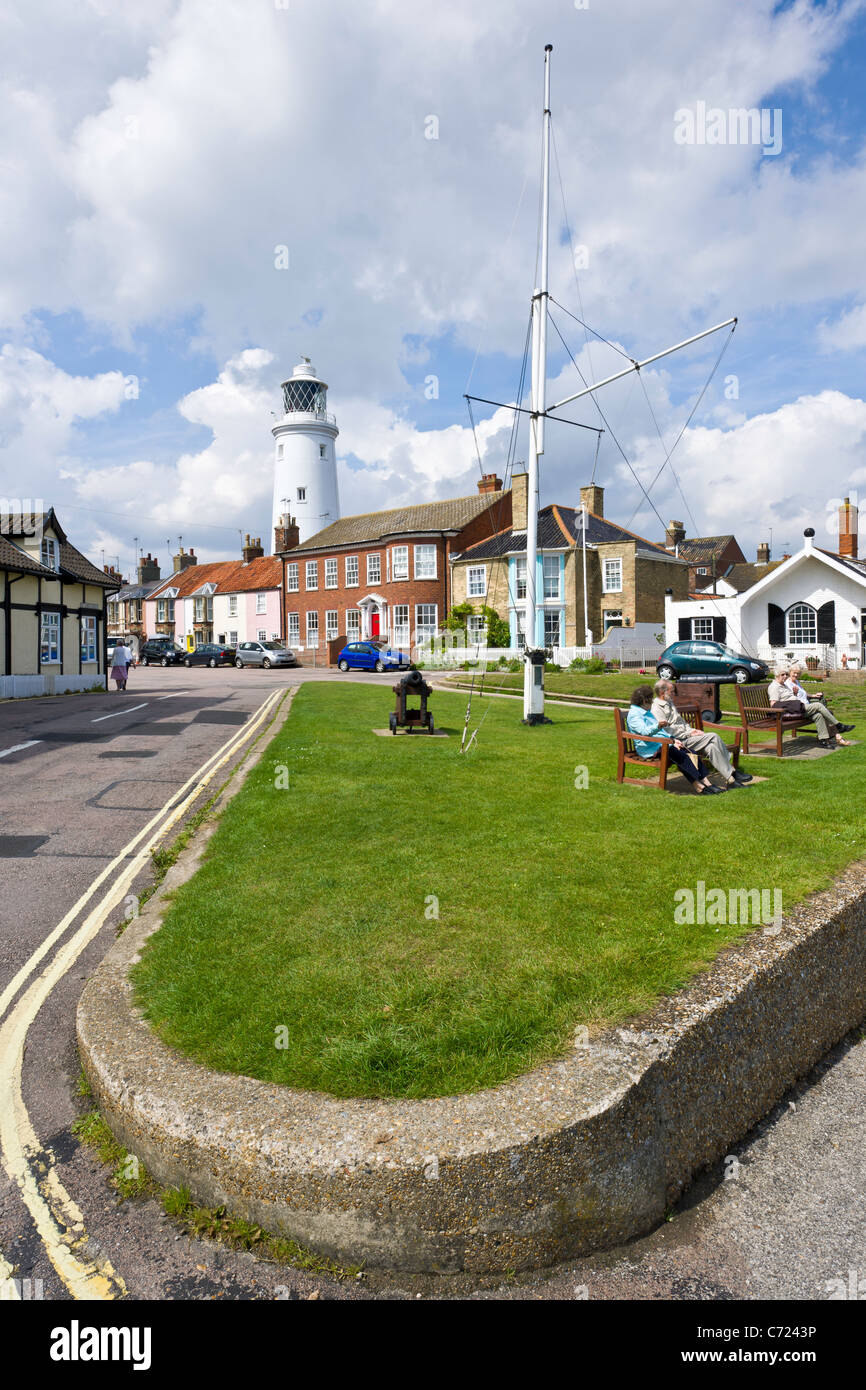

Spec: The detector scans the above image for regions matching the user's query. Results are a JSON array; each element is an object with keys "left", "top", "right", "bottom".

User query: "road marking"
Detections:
[
  {"left": 0, "top": 690, "right": 285, "bottom": 1300},
  {"left": 91, "top": 703, "right": 148, "bottom": 723},
  {"left": 0, "top": 741, "right": 42, "bottom": 759},
  {"left": 0, "top": 1250, "right": 21, "bottom": 1300},
  {"left": 157, "top": 692, "right": 187, "bottom": 699}
]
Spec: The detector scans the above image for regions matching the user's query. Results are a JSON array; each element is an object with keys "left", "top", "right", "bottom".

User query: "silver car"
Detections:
[{"left": 234, "top": 640, "right": 297, "bottom": 669}]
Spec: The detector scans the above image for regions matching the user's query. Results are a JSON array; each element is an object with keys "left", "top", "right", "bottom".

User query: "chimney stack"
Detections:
[
  {"left": 665, "top": 520, "right": 686, "bottom": 550},
  {"left": 173, "top": 545, "right": 198, "bottom": 574},
  {"left": 274, "top": 514, "right": 300, "bottom": 553},
  {"left": 579, "top": 484, "right": 604, "bottom": 518},
  {"left": 756, "top": 542, "right": 770, "bottom": 565},
  {"left": 839, "top": 497, "right": 858, "bottom": 559},
  {"left": 242, "top": 534, "right": 264, "bottom": 564},
  {"left": 511, "top": 470, "right": 529, "bottom": 532},
  {"left": 477, "top": 473, "right": 503, "bottom": 495},
  {"left": 137, "top": 551, "right": 161, "bottom": 584}
]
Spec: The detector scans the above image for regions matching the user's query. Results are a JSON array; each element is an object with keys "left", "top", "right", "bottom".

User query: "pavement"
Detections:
[{"left": 1, "top": 666, "right": 865, "bottom": 1302}]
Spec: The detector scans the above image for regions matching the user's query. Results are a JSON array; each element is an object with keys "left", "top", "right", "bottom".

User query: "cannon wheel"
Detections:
[
  {"left": 427, "top": 714, "right": 435, "bottom": 734},
  {"left": 389, "top": 713, "right": 397, "bottom": 734}
]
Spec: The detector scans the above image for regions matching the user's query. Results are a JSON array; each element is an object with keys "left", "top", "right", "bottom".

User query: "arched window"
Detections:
[{"left": 786, "top": 602, "right": 816, "bottom": 645}]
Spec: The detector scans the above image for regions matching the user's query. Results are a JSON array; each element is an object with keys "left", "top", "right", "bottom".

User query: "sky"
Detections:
[{"left": 1, "top": 0, "right": 865, "bottom": 577}]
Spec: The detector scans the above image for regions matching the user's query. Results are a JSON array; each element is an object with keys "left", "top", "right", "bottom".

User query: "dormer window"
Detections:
[{"left": 41, "top": 537, "right": 60, "bottom": 571}]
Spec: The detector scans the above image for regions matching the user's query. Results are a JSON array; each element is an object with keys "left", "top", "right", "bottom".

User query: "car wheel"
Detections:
[
  {"left": 732, "top": 666, "right": 750, "bottom": 684},
  {"left": 375, "top": 659, "right": 385, "bottom": 672},
  {"left": 235, "top": 658, "right": 244, "bottom": 669},
  {"left": 657, "top": 663, "right": 675, "bottom": 680},
  {"left": 184, "top": 658, "right": 191, "bottom": 667},
  {"left": 209, "top": 658, "right": 217, "bottom": 668},
  {"left": 140, "top": 656, "right": 149, "bottom": 667},
  {"left": 262, "top": 658, "right": 271, "bottom": 669},
  {"left": 161, "top": 657, "right": 170, "bottom": 667},
  {"left": 338, "top": 659, "right": 349, "bottom": 672}
]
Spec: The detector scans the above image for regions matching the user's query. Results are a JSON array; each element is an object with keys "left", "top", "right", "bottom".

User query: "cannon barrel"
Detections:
[{"left": 401, "top": 668, "right": 425, "bottom": 689}]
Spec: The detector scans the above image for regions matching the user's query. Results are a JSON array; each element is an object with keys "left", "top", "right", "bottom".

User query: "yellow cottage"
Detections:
[{"left": 0, "top": 509, "right": 120, "bottom": 698}]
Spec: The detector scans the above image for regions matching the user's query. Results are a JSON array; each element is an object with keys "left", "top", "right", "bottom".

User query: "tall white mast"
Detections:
[{"left": 523, "top": 44, "right": 553, "bottom": 724}]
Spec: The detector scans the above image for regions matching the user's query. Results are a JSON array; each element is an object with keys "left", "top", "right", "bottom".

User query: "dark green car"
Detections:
[{"left": 656, "top": 640, "right": 768, "bottom": 684}]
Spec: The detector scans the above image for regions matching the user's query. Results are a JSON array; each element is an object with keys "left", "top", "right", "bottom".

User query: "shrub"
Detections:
[{"left": 569, "top": 656, "right": 606, "bottom": 674}]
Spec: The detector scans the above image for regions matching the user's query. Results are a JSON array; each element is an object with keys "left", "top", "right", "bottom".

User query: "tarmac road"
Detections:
[{"left": 0, "top": 666, "right": 864, "bottom": 1303}]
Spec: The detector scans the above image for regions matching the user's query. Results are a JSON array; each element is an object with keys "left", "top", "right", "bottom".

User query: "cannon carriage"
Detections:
[{"left": 390, "top": 669, "right": 435, "bottom": 734}]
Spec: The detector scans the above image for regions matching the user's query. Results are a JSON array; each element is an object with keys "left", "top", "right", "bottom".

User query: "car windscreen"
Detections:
[{"left": 260, "top": 641, "right": 284, "bottom": 650}]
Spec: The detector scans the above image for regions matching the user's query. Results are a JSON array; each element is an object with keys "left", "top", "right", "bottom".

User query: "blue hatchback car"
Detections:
[{"left": 336, "top": 640, "right": 409, "bottom": 672}]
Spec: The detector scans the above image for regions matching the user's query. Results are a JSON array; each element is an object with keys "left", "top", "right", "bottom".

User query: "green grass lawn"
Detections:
[{"left": 131, "top": 682, "right": 866, "bottom": 1100}]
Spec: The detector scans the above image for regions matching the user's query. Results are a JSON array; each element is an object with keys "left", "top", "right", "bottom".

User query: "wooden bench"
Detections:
[
  {"left": 734, "top": 682, "right": 813, "bottom": 755},
  {"left": 614, "top": 707, "right": 741, "bottom": 789}
]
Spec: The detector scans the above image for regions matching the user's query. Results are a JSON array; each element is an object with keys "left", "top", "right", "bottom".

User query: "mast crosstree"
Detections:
[{"left": 467, "top": 45, "right": 737, "bottom": 724}]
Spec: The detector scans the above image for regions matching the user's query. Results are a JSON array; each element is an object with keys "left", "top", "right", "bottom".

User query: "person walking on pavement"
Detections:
[
  {"left": 110, "top": 642, "right": 132, "bottom": 692},
  {"left": 651, "top": 679, "right": 754, "bottom": 789}
]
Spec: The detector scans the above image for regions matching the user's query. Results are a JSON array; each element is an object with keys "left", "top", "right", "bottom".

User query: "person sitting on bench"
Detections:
[
  {"left": 652, "top": 679, "right": 753, "bottom": 788},
  {"left": 626, "top": 686, "right": 723, "bottom": 795},
  {"left": 786, "top": 662, "right": 854, "bottom": 748},
  {"left": 767, "top": 664, "right": 799, "bottom": 712}
]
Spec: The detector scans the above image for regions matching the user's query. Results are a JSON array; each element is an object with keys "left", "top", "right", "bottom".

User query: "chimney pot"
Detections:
[{"left": 477, "top": 473, "right": 503, "bottom": 495}]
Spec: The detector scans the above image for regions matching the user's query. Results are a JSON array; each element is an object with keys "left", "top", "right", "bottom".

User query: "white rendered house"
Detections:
[
  {"left": 665, "top": 519, "right": 866, "bottom": 670},
  {"left": 271, "top": 357, "right": 340, "bottom": 547}
]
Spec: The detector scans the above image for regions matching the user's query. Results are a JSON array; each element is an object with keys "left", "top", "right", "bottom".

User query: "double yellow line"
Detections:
[{"left": 0, "top": 690, "right": 285, "bottom": 1300}]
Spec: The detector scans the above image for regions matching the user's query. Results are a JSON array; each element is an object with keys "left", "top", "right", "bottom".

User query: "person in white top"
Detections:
[
  {"left": 785, "top": 662, "right": 853, "bottom": 748},
  {"left": 110, "top": 643, "right": 132, "bottom": 692}
]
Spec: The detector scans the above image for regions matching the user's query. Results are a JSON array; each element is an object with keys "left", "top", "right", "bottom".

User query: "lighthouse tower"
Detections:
[{"left": 271, "top": 357, "right": 340, "bottom": 547}]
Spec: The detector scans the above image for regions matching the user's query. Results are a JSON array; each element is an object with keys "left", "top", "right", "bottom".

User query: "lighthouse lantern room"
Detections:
[{"left": 271, "top": 356, "right": 340, "bottom": 547}]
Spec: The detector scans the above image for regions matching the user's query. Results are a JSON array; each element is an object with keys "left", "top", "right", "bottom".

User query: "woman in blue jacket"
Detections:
[{"left": 626, "top": 685, "right": 723, "bottom": 795}]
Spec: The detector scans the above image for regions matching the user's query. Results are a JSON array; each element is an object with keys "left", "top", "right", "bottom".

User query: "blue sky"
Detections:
[{"left": 1, "top": 0, "right": 865, "bottom": 574}]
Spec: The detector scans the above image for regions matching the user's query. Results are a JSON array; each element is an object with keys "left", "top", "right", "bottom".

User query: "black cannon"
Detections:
[{"left": 390, "top": 668, "right": 435, "bottom": 734}]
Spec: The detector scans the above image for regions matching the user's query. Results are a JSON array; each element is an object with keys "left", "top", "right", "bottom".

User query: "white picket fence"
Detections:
[{"left": 414, "top": 643, "right": 664, "bottom": 670}]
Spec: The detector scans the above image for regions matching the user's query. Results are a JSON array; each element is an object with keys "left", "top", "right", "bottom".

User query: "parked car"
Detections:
[
  {"left": 656, "top": 640, "right": 769, "bottom": 684},
  {"left": 234, "top": 640, "right": 297, "bottom": 669},
  {"left": 182, "top": 642, "right": 236, "bottom": 668},
  {"left": 138, "top": 639, "right": 185, "bottom": 667},
  {"left": 336, "top": 640, "right": 410, "bottom": 673}
]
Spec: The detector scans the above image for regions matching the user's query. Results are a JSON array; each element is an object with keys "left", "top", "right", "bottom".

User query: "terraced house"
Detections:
[
  {"left": 278, "top": 478, "right": 509, "bottom": 653},
  {"left": 144, "top": 538, "right": 283, "bottom": 650},
  {"left": 449, "top": 474, "right": 688, "bottom": 648},
  {"left": 0, "top": 508, "right": 119, "bottom": 697}
]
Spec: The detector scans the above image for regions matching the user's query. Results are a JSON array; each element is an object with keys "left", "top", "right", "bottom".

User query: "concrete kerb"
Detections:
[{"left": 77, "top": 691, "right": 866, "bottom": 1274}]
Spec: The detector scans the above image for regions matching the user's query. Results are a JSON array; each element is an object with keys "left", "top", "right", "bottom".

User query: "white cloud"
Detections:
[
  {"left": 0, "top": 0, "right": 863, "bottom": 384},
  {"left": 819, "top": 303, "right": 866, "bottom": 352}
]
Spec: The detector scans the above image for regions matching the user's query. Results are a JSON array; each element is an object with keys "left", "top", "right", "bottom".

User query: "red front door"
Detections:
[{"left": 371, "top": 611, "right": 380, "bottom": 637}]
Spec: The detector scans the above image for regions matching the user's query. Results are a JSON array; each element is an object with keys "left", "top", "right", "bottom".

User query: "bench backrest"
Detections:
[{"left": 735, "top": 682, "right": 770, "bottom": 720}]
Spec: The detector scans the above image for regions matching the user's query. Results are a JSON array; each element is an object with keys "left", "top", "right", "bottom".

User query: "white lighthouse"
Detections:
[{"left": 271, "top": 357, "right": 340, "bottom": 547}]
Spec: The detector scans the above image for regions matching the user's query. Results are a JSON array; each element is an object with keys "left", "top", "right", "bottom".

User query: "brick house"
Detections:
[
  {"left": 278, "top": 478, "right": 509, "bottom": 655},
  {"left": 660, "top": 521, "right": 746, "bottom": 591},
  {"left": 450, "top": 475, "right": 689, "bottom": 648}
]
